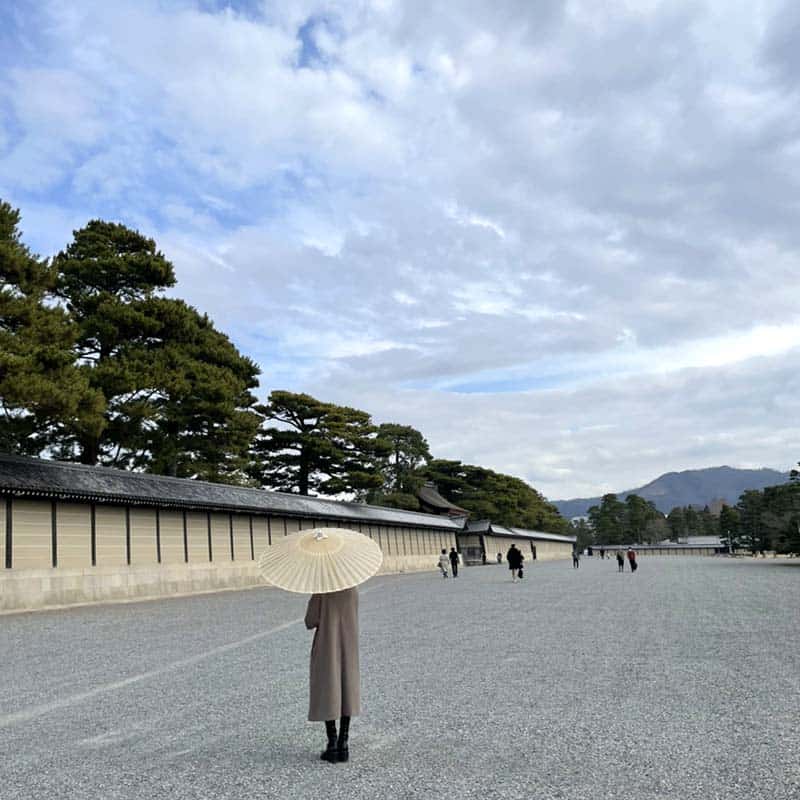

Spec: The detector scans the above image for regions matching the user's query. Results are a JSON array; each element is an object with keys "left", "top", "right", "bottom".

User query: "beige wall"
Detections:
[
  {"left": 268, "top": 515, "right": 287, "bottom": 540},
  {"left": 56, "top": 502, "right": 92, "bottom": 568},
  {"left": 11, "top": 499, "right": 52, "bottom": 569},
  {"left": 232, "top": 514, "right": 252, "bottom": 561},
  {"left": 96, "top": 506, "right": 127, "bottom": 567},
  {"left": 0, "top": 497, "right": 463, "bottom": 609},
  {"left": 130, "top": 508, "right": 157, "bottom": 565},
  {"left": 252, "top": 516, "right": 268, "bottom": 554},
  {"left": 186, "top": 511, "right": 209, "bottom": 563},
  {"left": 209, "top": 512, "right": 230, "bottom": 563},
  {"left": 285, "top": 517, "right": 301, "bottom": 535},
  {"left": 159, "top": 510, "right": 184, "bottom": 565},
  {"left": 482, "top": 535, "right": 572, "bottom": 563}
]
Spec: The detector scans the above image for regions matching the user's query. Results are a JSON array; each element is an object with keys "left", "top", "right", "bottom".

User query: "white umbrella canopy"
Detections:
[{"left": 257, "top": 527, "right": 383, "bottom": 594}]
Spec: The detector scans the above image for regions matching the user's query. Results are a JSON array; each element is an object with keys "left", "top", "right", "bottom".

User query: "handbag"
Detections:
[{"left": 518, "top": 566, "right": 524, "bottom": 579}]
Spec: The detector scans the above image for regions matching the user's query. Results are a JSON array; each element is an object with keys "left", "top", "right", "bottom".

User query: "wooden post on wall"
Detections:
[
  {"left": 155, "top": 508, "right": 162, "bottom": 564},
  {"left": 125, "top": 507, "right": 131, "bottom": 565},
  {"left": 51, "top": 500, "right": 57, "bottom": 568},
  {"left": 4, "top": 496, "right": 12, "bottom": 569},
  {"left": 182, "top": 510, "right": 188, "bottom": 563},
  {"left": 90, "top": 503, "right": 97, "bottom": 567}
]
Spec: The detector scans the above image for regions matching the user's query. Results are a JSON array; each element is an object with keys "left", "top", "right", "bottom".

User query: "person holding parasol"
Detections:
[{"left": 258, "top": 527, "right": 383, "bottom": 764}]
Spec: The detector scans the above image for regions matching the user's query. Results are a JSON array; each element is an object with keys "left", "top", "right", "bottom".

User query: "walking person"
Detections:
[
  {"left": 616, "top": 550, "right": 625, "bottom": 572},
  {"left": 258, "top": 527, "right": 383, "bottom": 764},
  {"left": 627, "top": 546, "right": 638, "bottom": 573},
  {"left": 506, "top": 543, "right": 523, "bottom": 582},
  {"left": 572, "top": 548, "right": 581, "bottom": 568},
  {"left": 438, "top": 549, "right": 450, "bottom": 578},
  {"left": 600, "top": 547, "right": 605, "bottom": 560},
  {"left": 449, "top": 547, "right": 460, "bottom": 578}
]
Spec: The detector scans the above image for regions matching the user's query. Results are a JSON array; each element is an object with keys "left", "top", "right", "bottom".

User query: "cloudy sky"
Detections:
[{"left": 2, "top": 0, "right": 799, "bottom": 500}]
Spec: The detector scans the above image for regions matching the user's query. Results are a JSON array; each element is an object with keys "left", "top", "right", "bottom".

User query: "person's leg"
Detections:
[
  {"left": 337, "top": 716, "right": 351, "bottom": 762},
  {"left": 321, "top": 720, "right": 338, "bottom": 762}
]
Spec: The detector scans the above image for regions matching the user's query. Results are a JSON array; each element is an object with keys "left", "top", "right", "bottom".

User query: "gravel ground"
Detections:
[{"left": 1, "top": 557, "right": 799, "bottom": 800}]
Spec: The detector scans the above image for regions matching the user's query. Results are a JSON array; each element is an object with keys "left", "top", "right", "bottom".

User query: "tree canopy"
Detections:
[
  {"left": 367, "top": 423, "right": 431, "bottom": 510},
  {"left": 0, "top": 202, "right": 102, "bottom": 454},
  {"left": 587, "top": 493, "right": 663, "bottom": 545},
  {"left": 250, "top": 390, "right": 387, "bottom": 496},
  {"left": 1, "top": 210, "right": 261, "bottom": 482},
  {"left": 417, "top": 458, "right": 568, "bottom": 533}
]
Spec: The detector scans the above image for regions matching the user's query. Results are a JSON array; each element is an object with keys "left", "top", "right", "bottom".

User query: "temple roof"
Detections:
[
  {"left": 416, "top": 481, "right": 469, "bottom": 517},
  {"left": 466, "top": 518, "right": 576, "bottom": 543}
]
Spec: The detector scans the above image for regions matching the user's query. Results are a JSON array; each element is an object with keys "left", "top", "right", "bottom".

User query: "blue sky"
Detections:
[{"left": 2, "top": 0, "right": 800, "bottom": 499}]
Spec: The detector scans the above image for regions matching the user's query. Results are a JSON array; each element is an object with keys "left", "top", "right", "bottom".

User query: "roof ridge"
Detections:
[{"left": 0, "top": 453, "right": 467, "bottom": 524}]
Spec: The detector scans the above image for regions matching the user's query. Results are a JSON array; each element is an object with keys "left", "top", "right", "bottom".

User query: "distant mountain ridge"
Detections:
[{"left": 553, "top": 466, "right": 789, "bottom": 518}]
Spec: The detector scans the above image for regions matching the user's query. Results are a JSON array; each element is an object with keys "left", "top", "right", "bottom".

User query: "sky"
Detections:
[{"left": 2, "top": 0, "right": 799, "bottom": 500}]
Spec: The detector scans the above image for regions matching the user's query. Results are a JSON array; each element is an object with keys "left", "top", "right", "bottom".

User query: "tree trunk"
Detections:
[
  {"left": 79, "top": 436, "right": 99, "bottom": 465},
  {"left": 299, "top": 449, "right": 309, "bottom": 495}
]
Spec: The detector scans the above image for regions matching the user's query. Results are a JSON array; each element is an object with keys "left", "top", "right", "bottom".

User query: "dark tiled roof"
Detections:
[
  {"left": 465, "top": 519, "right": 576, "bottom": 544},
  {"left": 0, "top": 454, "right": 463, "bottom": 530},
  {"left": 417, "top": 482, "right": 468, "bottom": 515}
]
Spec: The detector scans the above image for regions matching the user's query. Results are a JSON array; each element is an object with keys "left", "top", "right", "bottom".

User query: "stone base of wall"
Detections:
[{"left": 0, "top": 556, "right": 443, "bottom": 613}]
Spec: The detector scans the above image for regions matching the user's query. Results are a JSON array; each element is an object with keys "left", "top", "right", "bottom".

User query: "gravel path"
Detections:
[{"left": 1, "top": 557, "right": 799, "bottom": 800}]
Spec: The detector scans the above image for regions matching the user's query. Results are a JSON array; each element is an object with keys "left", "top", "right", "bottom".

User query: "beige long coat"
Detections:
[{"left": 304, "top": 587, "right": 361, "bottom": 722}]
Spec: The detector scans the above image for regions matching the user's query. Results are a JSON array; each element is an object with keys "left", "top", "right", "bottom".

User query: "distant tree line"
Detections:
[
  {"left": 572, "top": 477, "right": 800, "bottom": 555},
  {"left": 0, "top": 200, "right": 567, "bottom": 533},
  {"left": 576, "top": 493, "right": 667, "bottom": 549}
]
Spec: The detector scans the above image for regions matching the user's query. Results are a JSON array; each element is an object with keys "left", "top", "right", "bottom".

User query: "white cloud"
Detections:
[{"left": 3, "top": 0, "right": 800, "bottom": 498}]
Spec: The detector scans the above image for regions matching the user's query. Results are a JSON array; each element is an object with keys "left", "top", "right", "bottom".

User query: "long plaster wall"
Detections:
[
  {"left": 482, "top": 535, "right": 573, "bottom": 564},
  {"left": 0, "top": 497, "right": 457, "bottom": 612}
]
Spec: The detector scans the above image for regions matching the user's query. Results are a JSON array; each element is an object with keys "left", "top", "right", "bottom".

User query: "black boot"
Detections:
[
  {"left": 320, "top": 720, "right": 337, "bottom": 762},
  {"left": 337, "top": 716, "right": 350, "bottom": 762}
]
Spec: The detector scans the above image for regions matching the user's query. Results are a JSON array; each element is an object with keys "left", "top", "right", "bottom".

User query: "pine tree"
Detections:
[
  {"left": 0, "top": 201, "right": 103, "bottom": 453},
  {"left": 50, "top": 219, "right": 261, "bottom": 480},
  {"left": 250, "top": 391, "right": 386, "bottom": 496},
  {"left": 368, "top": 423, "right": 431, "bottom": 509}
]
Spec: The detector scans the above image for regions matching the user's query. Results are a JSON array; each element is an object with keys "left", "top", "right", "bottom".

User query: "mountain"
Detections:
[{"left": 554, "top": 466, "right": 789, "bottom": 518}]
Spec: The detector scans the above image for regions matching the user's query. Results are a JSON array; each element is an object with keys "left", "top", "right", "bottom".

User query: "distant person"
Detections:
[
  {"left": 572, "top": 549, "right": 581, "bottom": 569},
  {"left": 449, "top": 547, "right": 460, "bottom": 578},
  {"left": 497, "top": 552, "right": 503, "bottom": 564},
  {"left": 438, "top": 549, "right": 450, "bottom": 578},
  {"left": 627, "top": 547, "right": 638, "bottom": 573},
  {"left": 600, "top": 547, "right": 605, "bottom": 560},
  {"left": 506, "top": 544, "right": 523, "bottom": 582},
  {"left": 616, "top": 551, "right": 625, "bottom": 572},
  {"left": 482, "top": 551, "right": 487, "bottom": 565}
]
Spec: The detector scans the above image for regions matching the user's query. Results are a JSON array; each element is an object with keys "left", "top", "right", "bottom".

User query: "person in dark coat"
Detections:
[
  {"left": 305, "top": 587, "right": 360, "bottom": 763},
  {"left": 627, "top": 547, "right": 638, "bottom": 573},
  {"left": 506, "top": 544, "right": 523, "bottom": 582},
  {"left": 449, "top": 547, "right": 460, "bottom": 578},
  {"left": 616, "top": 551, "right": 625, "bottom": 572}
]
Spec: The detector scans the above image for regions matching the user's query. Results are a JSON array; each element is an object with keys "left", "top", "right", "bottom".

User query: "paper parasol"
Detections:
[{"left": 257, "top": 527, "right": 383, "bottom": 594}]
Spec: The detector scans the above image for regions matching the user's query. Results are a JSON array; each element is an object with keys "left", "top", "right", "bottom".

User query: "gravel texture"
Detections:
[{"left": 1, "top": 557, "right": 799, "bottom": 800}]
